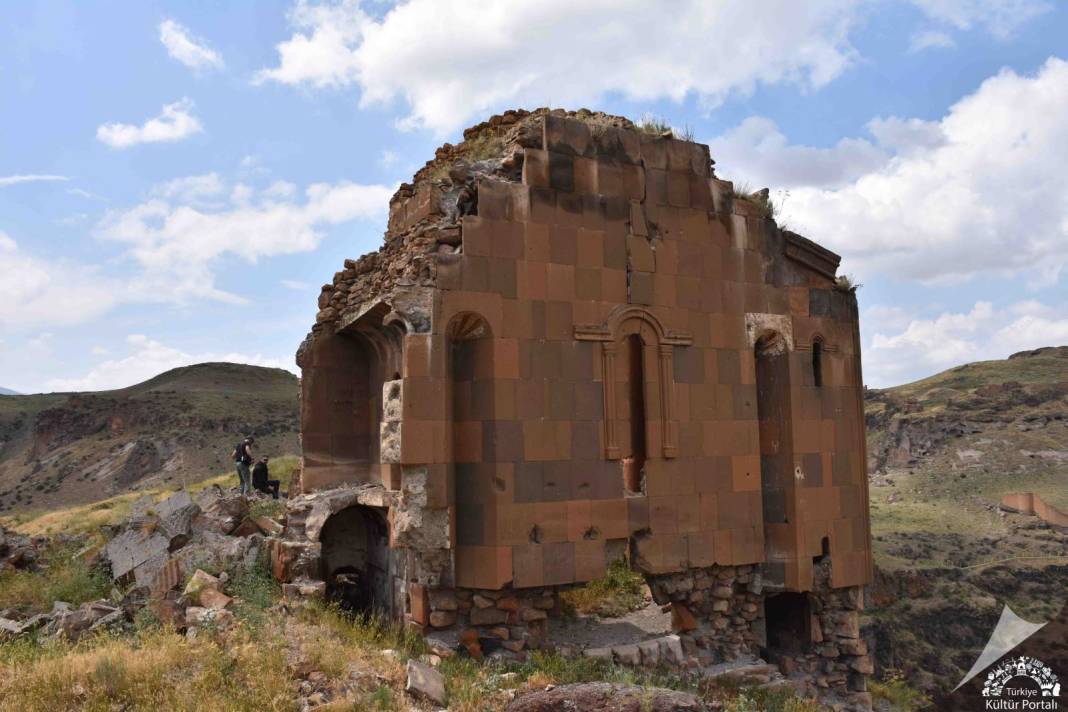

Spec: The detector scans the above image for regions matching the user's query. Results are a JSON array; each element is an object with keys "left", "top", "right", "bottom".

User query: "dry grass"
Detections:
[
  {"left": 0, "top": 626, "right": 295, "bottom": 712},
  {"left": 0, "top": 540, "right": 111, "bottom": 615}
]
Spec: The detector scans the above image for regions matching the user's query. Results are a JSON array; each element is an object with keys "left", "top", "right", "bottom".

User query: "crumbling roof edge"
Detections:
[{"left": 782, "top": 230, "right": 841, "bottom": 280}]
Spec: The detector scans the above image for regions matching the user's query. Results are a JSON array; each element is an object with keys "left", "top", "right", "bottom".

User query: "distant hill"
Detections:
[
  {"left": 0, "top": 387, "right": 20, "bottom": 396},
  {"left": 0, "top": 362, "right": 299, "bottom": 513},
  {"left": 863, "top": 346, "right": 1068, "bottom": 692},
  {"left": 866, "top": 345, "right": 1068, "bottom": 509}
]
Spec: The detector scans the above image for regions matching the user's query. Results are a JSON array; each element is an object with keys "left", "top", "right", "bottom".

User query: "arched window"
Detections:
[{"left": 811, "top": 338, "right": 823, "bottom": 387}]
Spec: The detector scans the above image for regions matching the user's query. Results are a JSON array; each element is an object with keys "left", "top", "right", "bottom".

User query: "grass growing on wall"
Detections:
[{"left": 559, "top": 558, "right": 648, "bottom": 618}]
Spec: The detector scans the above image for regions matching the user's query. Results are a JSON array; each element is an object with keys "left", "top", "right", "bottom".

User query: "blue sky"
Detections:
[{"left": 2, "top": 0, "right": 1067, "bottom": 393}]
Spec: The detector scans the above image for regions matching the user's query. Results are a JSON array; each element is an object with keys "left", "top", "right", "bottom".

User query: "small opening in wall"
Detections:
[
  {"left": 814, "top": 536, "right": 831, "bottom": 564},
  {"left": 812, "top": 339, "right": 823, "bottom": 387}
]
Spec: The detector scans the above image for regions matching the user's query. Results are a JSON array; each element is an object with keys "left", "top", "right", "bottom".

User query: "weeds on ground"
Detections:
[
  {"left": 227, "top": 551, "right": 280, "bottom": 629},
  {"left": 0, "top": 541, "right": 110, "bottom": 615},
  {"left": 637, "top": 114, "right": 694, "bottom": 141},
  {"left": 0, "top": 626, "right": 295, "bottom": 712},
  {"left": 870, "top": 670, "right": 930, "bottom": 711},
  {"left": 560, "top": 558, "right": 647, "bottom": 617}
]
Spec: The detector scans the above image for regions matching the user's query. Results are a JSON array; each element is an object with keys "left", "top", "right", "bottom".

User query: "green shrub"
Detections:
[{"left": 560, "top": 558, "right": 647, "bottom": 617}]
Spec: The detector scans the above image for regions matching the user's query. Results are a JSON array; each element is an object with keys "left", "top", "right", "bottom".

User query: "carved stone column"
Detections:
[
  {"left": 602, "top": 342, "right": 620, "bottom": 459},
  {"left": 658, "top": 344, "right": 678, "bottom": 458}
]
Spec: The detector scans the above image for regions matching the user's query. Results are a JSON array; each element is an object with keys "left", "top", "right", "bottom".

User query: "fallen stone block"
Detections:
[
  {"left": 183, "top": 569, "right": 222, "bottom": 600},
  {"left": 406, "top": 659, "right": 447, "bottom": 705},
  {"left": 281, "top": 580, "right": 325, "bottom": 600},
  {"left": 253, "top": 516, "right": 283, "bottom": 536},
  {"left": 104, "top": 528, "right": 170, "bottom": 586},
  {"left": 199, "top": 588, "right": 233, "bottom": 611},
  {"left": 582, "top": 646, "right": 613, "bottom": 661}
]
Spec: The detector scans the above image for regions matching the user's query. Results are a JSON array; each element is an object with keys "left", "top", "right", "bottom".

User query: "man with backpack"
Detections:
[{"left": 233, "top": 436, "right": 254, "bottom": 496}]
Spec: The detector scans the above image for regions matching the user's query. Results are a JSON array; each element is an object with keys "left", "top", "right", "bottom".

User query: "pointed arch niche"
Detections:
[{"left": 575, "top": 306, "right": 692, "bottom": 461}]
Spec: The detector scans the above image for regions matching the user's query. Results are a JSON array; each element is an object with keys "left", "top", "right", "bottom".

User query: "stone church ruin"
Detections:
[{"left": 273, "top": 109, "right": 874, "bottom": 709}]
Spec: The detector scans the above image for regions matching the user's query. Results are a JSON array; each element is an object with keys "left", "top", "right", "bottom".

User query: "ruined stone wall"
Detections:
[{"left": 290, "top": 111, "right": 873, "bottom": 706}]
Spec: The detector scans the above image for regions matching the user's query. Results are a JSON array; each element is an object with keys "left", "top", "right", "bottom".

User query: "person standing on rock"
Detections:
[{"left": 233, "top": 436, "right": 254, "bottom": 496}]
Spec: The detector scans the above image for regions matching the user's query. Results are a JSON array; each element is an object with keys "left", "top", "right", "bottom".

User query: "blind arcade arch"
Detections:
[{"left": 574, "top": 305, "right": 692, "bottom": 461}]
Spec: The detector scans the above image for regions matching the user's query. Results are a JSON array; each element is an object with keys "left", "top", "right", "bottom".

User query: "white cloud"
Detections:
[
  {"left": 909, "top": 0, "right": 1050, "bottom": 38},
  {"left": 152, "top": 172, "right": 226, "bottom": 203},
  {"left": 281, "top": 279, "right": 312, "bottom": 290},
  {"left": 709, "top": 116, "right": 890, "bottom": 190},
  {"left": 909, "top": 29, "right": 955, "bottom": 52},
  {"left": 865, "top": 299, "right": 1068, "bottom": 387},
  {"left": 256, "top": 0, "right": 864, "bottom": 134},
  {"left": 720, "top": 58, "right": 1068, "bottom": 285},
  {"left": 0, "top": 174, "right": 69, "bottom": 187},
  {"left": 67, "top": 187, "right": 105, "bottom": 201},
  {"left": 0, "top": 231, "right": 122, "bottom": 328},
  {"left": 96, "top": 98, "right": 204, "bottom": 149},
  {"left": 45, "top": 334, "right": 292, "bottom": 392},
  {"left": 379, "top": 149, "right": 399, "bottom": 169},
  {"left": 159, "top": 19, "right": 224, "bottom": 71},
  {"left": 96, "top": 175, "right": 393, "bottom": 304}
]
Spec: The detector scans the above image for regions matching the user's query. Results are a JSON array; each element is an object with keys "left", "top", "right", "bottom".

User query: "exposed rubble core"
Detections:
[{"left": 289, "top": 108, "right": 874, "bottom": 710}]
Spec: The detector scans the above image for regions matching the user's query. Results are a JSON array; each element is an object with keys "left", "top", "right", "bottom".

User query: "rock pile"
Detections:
[
  {"left": 0, "top": 486, "right": 286, "bottom": 642},
  {"left": 0, "top": 524, "right": 43, "bottom": 571}
]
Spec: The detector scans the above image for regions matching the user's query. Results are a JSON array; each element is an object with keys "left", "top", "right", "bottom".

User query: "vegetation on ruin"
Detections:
[
  {"left": 637, "top": 113, "right": 695, "bottom": 141},
  {"left": 834, "top": 274, "right": 861, "bottom": 292},
  {"left": 731, "top": 182, "right": 778, "bottom": 219},
  {"left": 559, "top": 557, "right": 648, "bottom": 618}
]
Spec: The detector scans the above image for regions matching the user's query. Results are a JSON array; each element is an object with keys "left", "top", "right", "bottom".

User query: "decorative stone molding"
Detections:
[{"left": 783, "top": 231, "right": 841, "bottom": 280}]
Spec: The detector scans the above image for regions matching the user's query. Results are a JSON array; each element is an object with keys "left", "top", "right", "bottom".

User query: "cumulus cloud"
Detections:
[
  {"left": 709, "top": 117, "right": 890, "bottom": 191},
  {"left": 0, "top": 174, "right": 69, "bottom": 187},
  {"left": 159, "top": 19, "right": 224, "bottom": 71},
  {"left": 96, "top": 98, "right": 204, "bottom": 149},
  {"left": 715, "top": 58, "right": 1068, "bottom": 285},
  {"left": 0, "top": 231, "right": 122, "bottom": 328},
  {"left": 95, "top": 175, "right": 392, "bottom": 304},
  {"left": 864, "top": 299, "right": 1068, "bottom": 386},
  {"left": 255, "top": 0, "right": 864, "bottom": 134},
  {"left": 45, "top": 334, "right": 292, "bottom": 392}
]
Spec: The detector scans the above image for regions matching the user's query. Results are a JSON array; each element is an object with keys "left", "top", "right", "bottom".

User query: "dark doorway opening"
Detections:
[
  {"left": 764, "top": 592, "right": 812, "bottom": 658},
  {"left": 320, "top": 506, "right": 391, "bottom": 616}
]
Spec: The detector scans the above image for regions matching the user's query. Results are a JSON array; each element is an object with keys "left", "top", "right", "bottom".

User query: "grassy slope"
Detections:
[
  {"left": 863, "top": 347, "right": 1068, "bottom": 694},
  {"left": 0, "top": 363, "right": 299, "bottom": 513}
]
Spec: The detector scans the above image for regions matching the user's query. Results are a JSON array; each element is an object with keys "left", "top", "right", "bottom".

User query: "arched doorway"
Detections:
[{"left": 320, "top": 506, "right": 391, "bottom": 615}]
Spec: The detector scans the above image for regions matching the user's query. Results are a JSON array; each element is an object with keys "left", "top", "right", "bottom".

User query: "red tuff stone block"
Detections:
[
  {"left": 544, "top": 115, "right": 591, "bottom": 157},
  {"left": 523, "top": 148, "right": 550, "bottom": 188}
]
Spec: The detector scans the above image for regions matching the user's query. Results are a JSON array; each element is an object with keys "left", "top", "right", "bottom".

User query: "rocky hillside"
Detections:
[
  {"left": 0, "top": 363, "right": 299, "bottom": 514},
  {"left": 862, "top": 346, "right": 1068, "bottom": 694}
]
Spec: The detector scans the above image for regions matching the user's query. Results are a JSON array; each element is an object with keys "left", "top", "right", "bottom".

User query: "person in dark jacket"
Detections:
[
  {"left": 252, "top": 455, "right": 280, "bottom": 499},
  {"left": 233, "top": 436, "right": 254, "bottom": 496}
]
